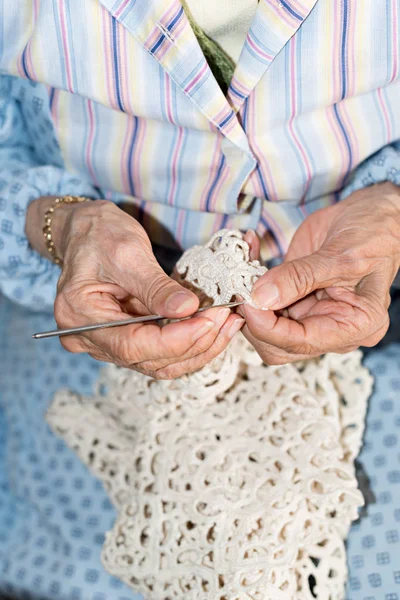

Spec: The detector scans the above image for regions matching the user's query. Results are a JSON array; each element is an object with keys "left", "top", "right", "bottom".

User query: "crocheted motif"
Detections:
[
  {"left": 47, "top": 230, "right": 373, "bottom": 600},
  {"left": 175, "top": 229, "right": 268, "bottom": 305}
]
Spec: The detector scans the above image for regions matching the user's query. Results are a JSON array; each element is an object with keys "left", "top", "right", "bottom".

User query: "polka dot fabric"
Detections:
[
  {"left": 0, "top": 294, "right": 141, "bottom": 600},
  {"left": 345, "top": 343, "right": 400, "bottom": 600},
  {"left": 0, "top": 291, "right": 399, "bottom": 600}
]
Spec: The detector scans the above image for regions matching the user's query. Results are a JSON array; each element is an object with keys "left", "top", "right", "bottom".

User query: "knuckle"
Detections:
[
  {"left": 145, "top": 273, "right": 173, "bottom": 306},
  {"left": 54, "top": 294, "right": 72, "bottom": 327},
  {"left": 189, "top": 330, "right": 216, "bottom": 355},
  {"left": 286, "top": 259, "right": 316, "bottom": 297},
  {"left": 112, "top": 239, "right": 134, "bottom": 267}
]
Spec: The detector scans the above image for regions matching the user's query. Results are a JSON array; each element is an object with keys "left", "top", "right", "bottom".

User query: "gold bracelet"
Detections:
[{"left": 43, "top": 195, "right": 89, "bottom": 266}]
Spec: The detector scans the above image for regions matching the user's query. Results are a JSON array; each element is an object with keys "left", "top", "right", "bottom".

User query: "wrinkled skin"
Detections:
[
  {"left": 53, "top": 201, "right": 245, "bottom": 379},
  {"left": 240, "top": 182, "right": 400, "bottom": 365}
]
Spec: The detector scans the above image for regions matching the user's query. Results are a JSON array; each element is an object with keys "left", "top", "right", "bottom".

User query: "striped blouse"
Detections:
[{"left": 0, "top": 0, "right": 400, "bottom": 310}]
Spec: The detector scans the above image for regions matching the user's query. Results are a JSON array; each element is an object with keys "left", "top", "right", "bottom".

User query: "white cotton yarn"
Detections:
[{"left": 47, "top": 230, "right": 373, "bottom": 600}]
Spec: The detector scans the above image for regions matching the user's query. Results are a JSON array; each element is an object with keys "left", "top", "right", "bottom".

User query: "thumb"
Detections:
[
  {"left": 123, "top": 251, "right": 199, "bottom": 318},
  {"left": 251, "top": 252, "right": 335, "bottom": 310}
]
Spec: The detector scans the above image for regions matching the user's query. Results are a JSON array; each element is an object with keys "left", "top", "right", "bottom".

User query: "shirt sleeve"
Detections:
[
  {"left": 0, "top": 75, "right": 99, "bottom": 312},
  {"left": 340, "top": 141, "right": 400, "bottom": 199}
]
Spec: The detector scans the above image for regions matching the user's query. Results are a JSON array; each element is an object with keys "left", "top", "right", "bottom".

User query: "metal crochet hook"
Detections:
[{"left": 32, "top": 301, "right": 245, "bottom": 340}]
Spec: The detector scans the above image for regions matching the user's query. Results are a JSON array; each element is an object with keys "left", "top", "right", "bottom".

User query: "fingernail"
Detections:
[
  {"left": 213, "top": 307, "right": 231, "bottom": 328},
  {"left": 166, "top": 291, "right": 196, "bottom": 314},
  {"left": 192, "top": 318, "right": 214, "bottom": 341},
  {"left": 252, "top": 283, "right": 280, "bottom": 309},
  {"left": 228, "top": 318, "right": 245, "bottom": 339}
]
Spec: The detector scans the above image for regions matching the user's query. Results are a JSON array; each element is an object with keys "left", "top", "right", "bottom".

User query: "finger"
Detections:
[
  {"left": 239, "top": 298, "right": 367, "bottom": 355},
  {"left": 137, "top": 306, "right": 233, "bottom": 372},
  {"left": 244, "top": 229, "right": 261, "bottom": 261},
  {"left": 115, "top": 246, "right": 199, "bottom": 318},
  {"left": 85, "top": 307, "right": 232, "bottom": 367},
  {"left": 284, "top": 294, "right": 320, "bottom": 321},
  {"left": 147, "top": 314, "right": 245, "bottom": 379},
  {"left": 241, "top": 323, "right": 313, "bottom": 365},
  {"left": 250, "top": 252, "right": 338, "bottom": 310}
]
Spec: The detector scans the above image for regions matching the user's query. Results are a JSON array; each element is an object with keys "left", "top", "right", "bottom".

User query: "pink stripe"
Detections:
[
  {"left": 230, "top": 75, "right": 249, "bottom": 95},
  {"left": 184, "top": 62, "right": 208, "bottom": 94},
  {"left": 161, "top": 0, "right": 181, "bottom": 24},
  {"left": 246, "top": 35, "right": 273, "bottom": 62},
  {"left": 209, "top": 164, "right": 230, "bottom": 212},
  {"left": 259, "top": 206, "right": 290, "bottom": 254},
  {"left": 101, "top": 9, "right": 116, "bottom": 109},
  {"left": 249, "top": 92, "right": 279, "bottom": 202},
  {"left": 211, "top": 213, "right": 228, "bottom": 235},
  {"left": 58, "top": 0, "right": 74, "bottom": 92},
  {"left": 288, "top": 38, "right": 312, "bottom": 201},
  {"left": 265, "top": 0, "right": 297, "bottom": 28},
  {"left": 175, "top": 209, "right": 186, "bottom": 244},
  {"left": 377, "top": 88, "right": 392, "bottom": 142},
  {"left": 390, "top": 0, "right": 399, "bottom": 83},
  {"left": 256, "top": 220, "right": 281, "bottom": 257},
  {"left": 199, "top": 140, "right": 222, "bottom": 211},
  {"left": 168, "top": 128, "right": 184, "bottom": 205},
  {"left": 114, "top": 0, "right": 131, "bottom": 19},
  {"left": 85, "top": 101, "right": 98, "bottom": 186},
  {"left": 165, "top": 75, "right": 174, "bottom": 124},
  {"left": 120, "top": 117, "right": 135, "bottom": 193}
]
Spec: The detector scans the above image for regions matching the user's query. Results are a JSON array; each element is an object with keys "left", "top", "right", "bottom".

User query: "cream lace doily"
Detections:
[{"left": 47, "top": 230, "right": 373, "bottom": 600}]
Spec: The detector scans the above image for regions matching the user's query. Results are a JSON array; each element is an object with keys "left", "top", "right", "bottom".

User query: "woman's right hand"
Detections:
[{"left": 27, "top": 199, "right": 244, "bottom": 378}]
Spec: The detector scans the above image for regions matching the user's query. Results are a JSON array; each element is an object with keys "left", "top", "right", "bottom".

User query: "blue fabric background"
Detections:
[{"left": 0, "top": 292, "right": 399, "bottom": 600}]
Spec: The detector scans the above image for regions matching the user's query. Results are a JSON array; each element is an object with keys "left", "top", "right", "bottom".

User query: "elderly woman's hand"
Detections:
[
  {"left": 240, "top": 182, "right": 400, "bottom": 364},
  {"left": 26, "top": 199, "right": 244, "bottom": 378}
]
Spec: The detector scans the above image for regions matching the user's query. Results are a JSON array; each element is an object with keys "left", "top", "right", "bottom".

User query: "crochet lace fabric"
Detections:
[{"left": 47, "top": 230, "right": 373, "bottom": 600}]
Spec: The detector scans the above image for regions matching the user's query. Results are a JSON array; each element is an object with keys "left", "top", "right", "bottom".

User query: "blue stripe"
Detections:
[
  {"left": 111, "top": 18, "right": 124, "bottom": 111},
  {"left": 340, "top": 0, "right": 349, "bottom": 100},
  {"left": 220, "top": 214, "right": 229, "bottom": 229},
  {"left": 173, "top": 129, "right": 188, "bottom": 207},
  {"left": 245, "top": 31, "right": 276, "bottom": 65},
  {"left": 229, "top": 83, "right": 246, "bottom": 99},
  {"left": 150, "top": 34, "right": 166, "bottom": 54},
  {"left": 167, "top": 6, "right": 184, "bottom": 31},
  {"left": 165, "top": 127, "right": 179, "bottom": 204},
  {"left": 219, "top": 111, "right": 234, "bottom": 129},
  {"left": 205, "top": 155, "right": 225, "bottom": 212},
  {"left": 333, "top": 103, "right": 352, "bottom": 180},
  {"left": 49, "top": 88, "right": 55, "bottom": 110},
  {"left": 21, "top": 47, "right": 31, "bottom": 80},
  {"left": 127, "top": 117, "right": 139, "bottom": 196},
  {"left": 280, "top": 0, "right": 302, "bottom": 21}
]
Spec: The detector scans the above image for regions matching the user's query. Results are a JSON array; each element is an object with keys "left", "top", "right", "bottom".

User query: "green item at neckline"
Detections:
[{"left": 181, "top": 0, "right": 236, "bottom": 95}]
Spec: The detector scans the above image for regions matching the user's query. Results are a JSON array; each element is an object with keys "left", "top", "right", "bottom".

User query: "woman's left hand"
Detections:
[{"left": 240, "top": 182, "right": 400, "bottom": 364}]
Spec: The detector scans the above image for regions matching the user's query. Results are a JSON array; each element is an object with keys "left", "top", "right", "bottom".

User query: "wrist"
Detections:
[{"left": 25, "top": 196, "right": 92, "bottom": 264}]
